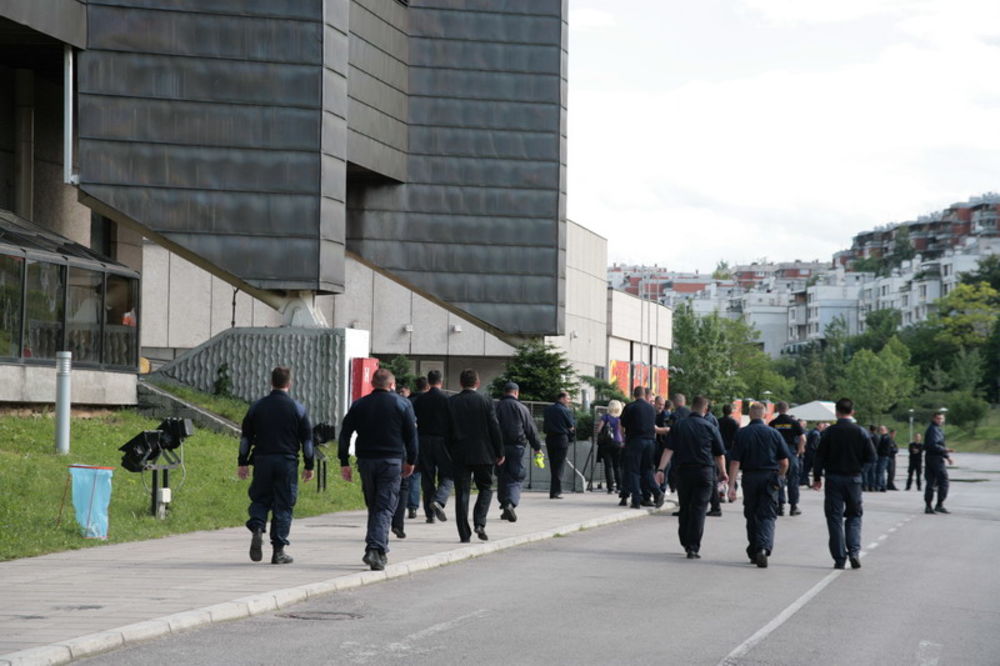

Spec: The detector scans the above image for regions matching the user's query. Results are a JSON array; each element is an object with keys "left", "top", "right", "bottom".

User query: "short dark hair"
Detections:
[
  {"left": 776, "top": 401, "right": 789, "bottom": 412},
  {"left": 691, "top": 395, "right": 708, "bottom": 412},
  {"left": 271, "top": 366, "right": 291, "bottom": 388},
  {"left": 413, "top": 376, "right": 429, "bottom": 392},
  {"left": 835, "top": 398, "right": 853, "bottom": 415},
  {"left": 372, "top": 367, "right": 394, "bottom": 389},
  {"left": 632, "top": 385, "right": 645, "bottom": 399},
  {"left": 556, "top": 390, "right": 570, "bottom": 401},
  {"left": 722, "top": 403, "right": 733, "bottom": 416},
  {"left": 459, "top": 368, "right": 478, "bottom": 388},
  {"left": 427, "top": 369, "right": 443, "bottom": 385}
]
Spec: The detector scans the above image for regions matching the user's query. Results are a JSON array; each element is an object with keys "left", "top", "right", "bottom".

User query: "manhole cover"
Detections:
[{"left": 276, "top": 611, "right": 363, "bottom": 621}]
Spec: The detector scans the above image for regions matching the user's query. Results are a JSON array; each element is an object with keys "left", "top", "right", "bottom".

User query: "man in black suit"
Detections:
[
  {"left": 413, "top": 370, "right": 454, "bottom": 524},
  {"left": 542, "top": 391, "right": 576, "bottom": 498},
  {"left": 448, "top": 369, "right": 505, "bottom": 542}
]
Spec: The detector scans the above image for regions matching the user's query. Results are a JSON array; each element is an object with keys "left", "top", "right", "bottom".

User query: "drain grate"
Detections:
[{"left": 277, "top": 611, "right": 363, "bottom": 621}]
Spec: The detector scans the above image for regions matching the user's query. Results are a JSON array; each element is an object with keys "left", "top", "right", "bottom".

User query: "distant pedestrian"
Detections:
[
  {"left": 448, "top": 369, "right": 504, "bottom": 542},
  {"left": 906, "top": 433, "right": 923, "bottom": 491},
  {"left": 719, "top": 403, "right": 741, "bottom": 495},
  {"left": 414, "top": 370, "right": 454, "bottom": 524},
  {"left": 404, "top": 376, "right": 429, "bottom": 519},
  {"left": 655, "top": 395, "right": 728, "bottom": 559},
  {"left": 923, "top": 411, "right": 954, "bottom": 514},
  {"left": 238, "top": 366, "right": 315, "bottom": 565},
  {"left": 338, "top": 368, "right": 418, "bottom": 571},
  {"left": 542, "top": 391, "right": 576, "bottom": 499},
  {"left": 769, "top": 402, "right": 805, "bottom": 516},
  {"left": 495, "top": 382, "right": 541, "bottom": 523},
  {"left": 727, "top": 402, "right": 789, "bottom": 568},
  {"left": 621, "top": 387, "right": 667, "bottom": 509},
  {"left": 863, "top": 426, "right": 879, "bottom": 491},
  {"left": 886, "top": 429, "right": 899, "bottom": 490},
  {"left": 596, "top": 399, "right": 625, "bottom": 495},
  {"left": 802, "top": 422, "right": 827, "bottom": 487},
  {"left": 875, "top": 425, "right": 892, "bottom": 492},
  {"left": 704, "top": 399, "right": 724, "bottom": 517},
  {"left": 811, "top": 398, "right": 877, "bottom": 570}
]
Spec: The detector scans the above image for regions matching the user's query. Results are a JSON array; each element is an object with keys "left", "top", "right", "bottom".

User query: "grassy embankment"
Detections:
[
  {"left": 0, "top": 407, "right": 363, "bottom": 562},
  {"left": 145, "top": 379, "right": 251, "bottom": 424},
  {"left": 885, "top": 408, "right": 1000, "bottom": 453}
]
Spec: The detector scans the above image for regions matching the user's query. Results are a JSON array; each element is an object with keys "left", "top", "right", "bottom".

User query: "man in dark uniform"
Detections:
[
  {"left": 875, "top": 425, "right": 892, "bottom": 492},
  {"left": 414, "top": 370, "right": 453, "bottom": 524},
  {"left": 621, "top": 385, "right": 667, "bottom": 509},
  {"left": 238, "top": 366, "right": 315, "bottom": 565},
  {"left": 404, "top": 376, "right": 429, "bottom": 518},
  {"left": 906, "top": 433, "right": 923, "bottom": 491},
  {"left": 718, "top": 402, "right": 741, "bottom": 497},
  {"left": 811, "top": 397, "right": 877, "bottom": 569},
  {"left": 704, "top": 399, "right": 723, "bottom": 517},
  {"left": 802, "top": 422, "right": 826, "bottom": 486},
  {"left": 494, "top": 381, "right": 541, "bottom": 522},
  {"left": 338, "top": 368, "right": 418, "bottom": 571},
  {"left": 665, "top": 394, "right": 692, "bottom": 506},
  {"left": 654, "top": 396, "right": 728, "bottom": 559},
  {"left": 886, "top": 428, "right": 899, "bottom": 490},
  {"left": 924, "top": 411, "right": 954, "bottom": 514},
  {"left": 727, "top": 402, "right": 789, "bottom": 568},
  {"left": 769, "top": 401, "right": 805, "bottom": 516},
  {"left": 542, "top": 391, "right": 576, "bottom": 499},
  {"left": 448, "top": 369, "right": 505, "bottom": 542}
]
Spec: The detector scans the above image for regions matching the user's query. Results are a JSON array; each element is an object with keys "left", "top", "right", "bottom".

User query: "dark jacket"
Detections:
[
  {"left": 813, "top": 418, "right": 877, "bottom": 482},
  {"left": 495, "top": 394, "right": 541, "bottom": 451},
  {"left": 718, "top": 415, "right": 740, "bottom": 452},
  {"left": 412, "top": 386, "right": 452, "bottom": 438},
  {"left": 877, "top": 433, "right": 893, "bottom": 457},
  {"left": 665, "top": 413, "right": 725, "bottom": 467},
  {"left": 924, "top": 422, "right": 948, "bottom": 459},
  {"left": 543, "top": 401, "right": 576, "bottom": 438},
  {"left": 448, "top": 389, "right": 504, "bottom": 465},
  {"left": 730, "top": 419, "right": 787, "bottom": 471},
  {"left": 338, "top": 389, "right": 418, "bottom": 466},
  {"left": 238, "top": 389, "right": 314, "bottom": 470}
]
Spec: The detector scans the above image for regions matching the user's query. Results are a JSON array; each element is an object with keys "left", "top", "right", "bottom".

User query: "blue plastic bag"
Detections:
[{"left": 69, "top": 465, "right": 114, "bottom": 539}]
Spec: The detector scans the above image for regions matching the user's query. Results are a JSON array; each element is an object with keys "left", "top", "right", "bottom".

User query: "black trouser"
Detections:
[
  {"left": 358, "top": 457, "right": 401, "bottom": 554},
  {"left": 246, "top": 454, "right": 298, "bottom": 548},
  {"left": 741, "top": 470, "right": 779, "bottom": 557},
  {"left": 497, "top": 444, "right": 527, "bottom": 508},
  {"left": 924, "top": 456, "right": 949, "bottom": 507},
  {"left": 599, "top": 444, "right": 623, "bottom": 491},
  {"left": 708, "top": 463, "right": 721, "bottom": 513},
  {"left": 546, "top": 434, "right": 569, "bottom": 497},
  {"left": 418, "top": 435, "right": 454, "bottom": 518},
  {"left": 906, "top": 457, "right": 922, "bottom": 490},
  {"left": 886, "top": 455, "right": 897, "bottom": 489},
  {"left": 778, "top": 455, "right": 800, "bottom": 508},
  {"left": 454, "top": 463, "right": 494, "bottom": 541},
  {"left": 391, "top": 473, "right": 410, "bottom": 532},
  {"left": 676, "top": 465, "right": 713, "bottom": 554}
]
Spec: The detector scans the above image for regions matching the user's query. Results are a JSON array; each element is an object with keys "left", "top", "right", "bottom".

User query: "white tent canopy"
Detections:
[{"left": 789, "top": 400, "right": 837, "bottom": 422}]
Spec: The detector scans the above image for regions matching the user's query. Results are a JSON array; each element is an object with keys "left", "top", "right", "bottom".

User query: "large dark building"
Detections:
[{"left": 0, "top": 0, "right": 568, "bottom": 393}]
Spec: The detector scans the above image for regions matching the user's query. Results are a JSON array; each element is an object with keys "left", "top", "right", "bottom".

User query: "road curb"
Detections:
[{"left": 1, "top": 501, "right": 674, "bottom": 665}]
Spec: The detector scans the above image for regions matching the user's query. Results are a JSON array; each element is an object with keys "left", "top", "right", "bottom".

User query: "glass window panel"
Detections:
[
  {"left": 0, "top": 255, "right": 24, "bottom": 358},
  {"left": 67, "top": 267, "right": 103, "bottom": 364},
  {"left": 104, "top": 274, "right": 138, "bottom": 367},
  {"left": 25, "top": 261, "right": 65, "bottom": 360}
]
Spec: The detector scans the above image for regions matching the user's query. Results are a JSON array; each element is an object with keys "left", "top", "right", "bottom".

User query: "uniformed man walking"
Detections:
[
  {"left": 542, "top": 391, "right": 576, "bottom": 499},
  {"left": 414, "top": 370, "right": 454, "bottom": 524},
  {"left": 654, "top": 396, "right": 728, "bottom": 559},
  {"left": 811, "top": 398, "right": 877, "bottom": 570},
  {"left": 727, "top": 402, "right": 789, "bottom": 568},
  {"left": 449, "top": 369, "right": 505, "bottom": 542},
  {"left": 906, "top": 433, "right": 923, "bottom": 491},
  {"left": 769, "top": 402, "right": 805, "bottom": 516},
  {"left": 494, "top": 382, "right": 541, "bottom": 522},
  {"left": 621, "top": 385, "right": 668, "bottom": 509},
  {"left": 923, "top": 411, "right": 954, "bottom": 514},
  {"left": 338, "top": 368, "right": 418, "bottom": 571},
  {"left": 238, "top": 366, "right": 315, "bottom": 565}
]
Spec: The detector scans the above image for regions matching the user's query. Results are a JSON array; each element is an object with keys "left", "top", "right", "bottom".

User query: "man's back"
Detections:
[
  {"left": 621, "top": 399, "right": 656, "bottom": 439},
  {"left": 495, "top": 395, "right": 539, "bottom": 448},
  {"left": 241, "top": 390, "right": 312, "bottom": 462},
  {"left": 719, "top": 415, "right": 740, "bottom": 451},
  {"left": 449, "top": 389, "right": 503, "bottom": 465},
  {"left": 667, "top": 414, "right": 725, "bottom": 466},
  {"left": 338, "top": 389, "right": 417, "bottom": 465},
  {"left": 413, "top": 387, "right": 451, "bottom": 437},
  {"left": 814, "top": 419, "right": 876, "bottom": 478},
  {"left": 543, "top": 401, "right": 574, "bottom": 436},
  {"left": 769, "top": 413, "right": 803, "bottom": 454}
]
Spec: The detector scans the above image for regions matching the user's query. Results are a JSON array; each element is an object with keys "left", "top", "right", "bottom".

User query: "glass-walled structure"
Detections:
[{"left": 0, "top": 210, "right": 139, "bottom": 371}]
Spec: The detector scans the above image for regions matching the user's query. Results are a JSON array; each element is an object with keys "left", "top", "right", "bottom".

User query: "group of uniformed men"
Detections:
[{"left": 236, "top": 365, "right": 955, "bottom": 571}]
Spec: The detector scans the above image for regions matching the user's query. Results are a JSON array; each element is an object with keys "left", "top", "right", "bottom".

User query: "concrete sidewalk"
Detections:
[{"left": 0, "top": 491, "right": 671, "bottom": 665}]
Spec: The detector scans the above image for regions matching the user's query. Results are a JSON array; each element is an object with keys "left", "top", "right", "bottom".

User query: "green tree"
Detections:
[
  {"left": 490, "top": 341, "right": 578, "bottom": 402},
  {"left": 960, "top": 254, "right": 1000, "bottom": 292},
  {"left": 888, "top": 226, "right": 916, "bottom": 268},
  {"left": 581, "top": 375, "right": 628, "bottom": 406},
  {"left": 947, "top": 391, "right": 989, "bottom": 434},
  {"left": 850, "top": 256, "right": 884, "bottom": 275},
  {"left": 670, "top": 305, "right": 747, "bottom": 401},
  {"left": 837, "top": 337, "right": 915, "bottom": 423},
  {"left": 379, "top": 354, "right": 416, "bottom": 390},
  {"left": 899, "top": 320, "right": 955, "bottom": 378},
  {"left": 950, "top": 347, "right": 985, "bottom": 395},
  {"left": 852, "top": 308, "right": 901, "bottom": 354},
  {"left": 712, "top": 260, "right": 733, "bottom": 280},
  {"left": 932, "top": 282, "right": 1000, "bottom": 348}
]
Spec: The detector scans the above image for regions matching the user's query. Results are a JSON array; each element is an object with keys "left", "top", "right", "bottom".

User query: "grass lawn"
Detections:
[
  {"left": 146, "top": 379, "right": 250, "bottom": 424},
  {"left": 0, "top": 411, "right": 363, "bottom": 562}
]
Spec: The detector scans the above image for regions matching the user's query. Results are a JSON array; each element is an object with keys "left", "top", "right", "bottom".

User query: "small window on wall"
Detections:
[
  {"left": 0, "top": 255, "right": 24, "bottom": 358},
  {"left": 105, "top": 274, "right": 138, "bottom": 367},
  {"left": 24, "top": 261, "right": 65, "bottom": 360},
  {"left": 67, "top": 267, "right": 103, "bottom": 363}
]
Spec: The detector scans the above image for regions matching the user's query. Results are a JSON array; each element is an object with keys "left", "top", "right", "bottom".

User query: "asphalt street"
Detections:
[{"left": 81, "top": 454, "right": 1000, "bottom": 666}]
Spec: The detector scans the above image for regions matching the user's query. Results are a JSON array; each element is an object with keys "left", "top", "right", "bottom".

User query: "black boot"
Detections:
[{"left": 271, "top": 547, "right": 294, "bottom": 564}]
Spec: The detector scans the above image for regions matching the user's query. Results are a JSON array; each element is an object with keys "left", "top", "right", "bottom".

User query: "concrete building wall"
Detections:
[{"left": 0, "top": 364, "right": 135, "bottom": 405}]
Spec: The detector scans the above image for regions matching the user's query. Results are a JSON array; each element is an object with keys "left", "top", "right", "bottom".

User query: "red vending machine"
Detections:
[{"left": 351, "top": 358, "right": 380, "bottom": 402}]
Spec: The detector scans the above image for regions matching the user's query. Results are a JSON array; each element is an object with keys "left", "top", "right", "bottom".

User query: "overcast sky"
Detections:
[{"left": 566, "top": 0, "right": 1000, "bottom": 271}]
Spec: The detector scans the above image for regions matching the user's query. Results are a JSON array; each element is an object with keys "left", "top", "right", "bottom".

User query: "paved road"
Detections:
[{"left": 81, "top": 454, "right": 1000, "bottom": 665}]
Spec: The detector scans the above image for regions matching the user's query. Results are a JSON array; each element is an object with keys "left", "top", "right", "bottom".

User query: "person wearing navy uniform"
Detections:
[
  {"left": 906, "top": 433, "right": 923, "bottom": 491},
  {"left": 494, "top": 381, "right": 541, "bottom": 522},
  {"left": 414, "top": 370, "right": 454, "bottom": 524},
  {"left": 727, "top": 402, "right": 789, "bottom": 568},
  {"left": 923, "top": 411, "right": 954, "bottom": 514},
  {"left": 542, "top": 391, "right": 576, "bottom": 499},
  {"left": 811, "top": 398, "right": 877, "bottom": 570},
  {"left": 338, "top": 368, "right": 418, "bottom": 571},
  {"left": 621, "top": 386, "right": 667, "bottom": 509},
  {"left": 655, "top": 395, "right": 728, "bottom": 559},
  {"left": 769, "top": 402, "right": 805, "bottom": 516},
  {"left": 238, "top": 366, "right": 315, "bottom": 565}
]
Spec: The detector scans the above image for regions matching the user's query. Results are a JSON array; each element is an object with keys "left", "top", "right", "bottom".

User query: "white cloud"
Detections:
[
  {"left": 568, "top": 7, "right": 617, "bottom": 30},
  {"left": 567, "top": 1, "right": 1000, "bottom": 271},
  {"left": 740, "top": 0, "right": 927, "bottom": 25}
]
